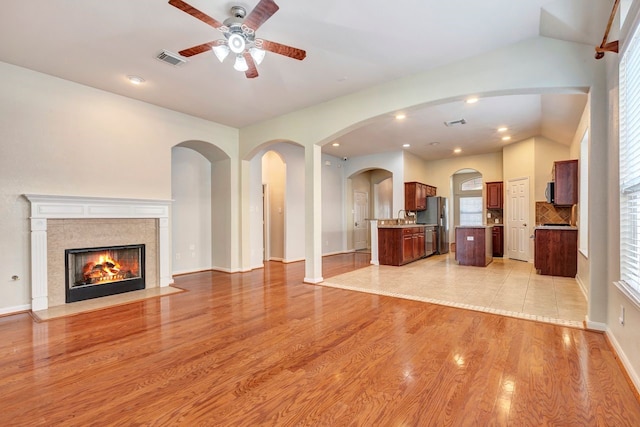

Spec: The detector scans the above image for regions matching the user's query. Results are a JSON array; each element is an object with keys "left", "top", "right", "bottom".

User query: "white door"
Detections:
[
  {"left": 354, "top": 191, "right": 369, "bottom": 250},
  {"left": 263, "top": 184, "right": 270, "bottom": 261},
  {"left": 507, "top": 177, "right": 529, "bottom": 261}
]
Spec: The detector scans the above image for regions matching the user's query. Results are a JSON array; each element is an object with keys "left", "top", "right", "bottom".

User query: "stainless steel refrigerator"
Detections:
[{"left": 417, "top": 196, "right": 449, "bottom": 254}]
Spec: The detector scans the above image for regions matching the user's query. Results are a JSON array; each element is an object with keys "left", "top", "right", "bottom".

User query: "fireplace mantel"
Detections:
[{"left": 24, "top": 194, "right": 173, "bottom": 311}]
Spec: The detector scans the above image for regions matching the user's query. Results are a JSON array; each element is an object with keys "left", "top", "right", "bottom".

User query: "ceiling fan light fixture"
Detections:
[
  {"left": 249, "top": 47, "right": 266, "bottom": 65},
  {"left": 212, "top": 44, "right": 230, "bottom": 62},
  {"left": 233, "top": 55, "right": 249, "bottom": 72},
  {"left": 228, "top": 33, "right": 246, "bottom": 54}
]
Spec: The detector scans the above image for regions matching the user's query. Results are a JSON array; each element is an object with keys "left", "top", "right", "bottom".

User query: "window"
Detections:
[
  {"left": 619, "top": 16, "right": 640, "bottom": 302},
  {"left": 461, "top": 177, "right": 483, "bottom": 191},
  {"left": 459, "top": 197, "right": 483, "bottom": 226}
]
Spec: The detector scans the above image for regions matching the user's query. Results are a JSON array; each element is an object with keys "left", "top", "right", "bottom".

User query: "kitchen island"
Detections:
[
  {"left": 377, "top": 221, "right": 432, "bottom": 266},
  {"left": 455, "top": 226, "right": 493, "bottom": 267}
]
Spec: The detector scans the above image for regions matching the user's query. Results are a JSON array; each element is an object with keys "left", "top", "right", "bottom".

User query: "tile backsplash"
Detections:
[{"left": 536, "top": 202, "right": 572, "bottom": 225}]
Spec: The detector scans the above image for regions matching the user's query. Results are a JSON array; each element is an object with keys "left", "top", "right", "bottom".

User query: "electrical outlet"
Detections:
[
  {"left": 619, "top": 305, "right": 625, "bottom": 325},
  {"left": 175, "top": 253, "right": 181, "bottom": 260}
]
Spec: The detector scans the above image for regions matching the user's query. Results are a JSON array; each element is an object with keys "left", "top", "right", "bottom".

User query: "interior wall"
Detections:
[
  {"left": 171, "top": 147, "right": 212, "bottom": 274},
  {"left": 374, "top": 176, "right": 393, "bottom": 219},
  {"left": 533, "top": 136, "right": 571, "bottom": 203},
  {"left": 211, "top": 158, "right": 232, "bottom": 271},
  {"left": 270, "top": 143, "right": 305, "bottom": 262},
  {"left": 0, "top": 61, "right": 238, "bottom": 313},
  {"left": 262, "top": 151, "right": 286, "bottom": 261},
  {"left": 322, "top": 153, "right": 345, "bottom": 255},
  {"left": 249, "top": 154, "right": 264, "bottom": 270},
  {"left": 425, "top": 152, "right": 503, "bottom": 242},
  {"left": 403, "top": 151, "right": 428, "bottom": 183}
]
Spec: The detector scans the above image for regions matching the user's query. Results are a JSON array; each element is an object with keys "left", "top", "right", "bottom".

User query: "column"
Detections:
[
  {"left": 30, "top": 218, "right": 48, "bottom": 311},
  {"left": 304, "top": 144, "right": 323, "bottom": 283}
]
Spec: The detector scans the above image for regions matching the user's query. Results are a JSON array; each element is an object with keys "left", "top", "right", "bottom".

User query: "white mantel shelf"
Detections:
[{"left": 24, "top": 194, "right": 173, "bottom": 311}]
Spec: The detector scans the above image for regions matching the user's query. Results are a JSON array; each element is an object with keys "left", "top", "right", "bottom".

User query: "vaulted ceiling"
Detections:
[{"left": 0, "top": 0, "right": 613, "bottom": 160}]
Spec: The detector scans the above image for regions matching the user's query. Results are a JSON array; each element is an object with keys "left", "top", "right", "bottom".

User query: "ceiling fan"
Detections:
[{"left": 168, "top": 0, "right": 306, "bottom": 78}]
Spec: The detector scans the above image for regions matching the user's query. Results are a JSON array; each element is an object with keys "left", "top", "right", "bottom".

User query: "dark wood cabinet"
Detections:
[
  {"left": 404, "top": 182, "right": 437, "bottom": 211},
  {"left": 534, "top": 228, "right": 577, "bottom": 277},
  {"left": 492, "top": 226, "right": 503, "bottom": 257},
  {"left": 455, "top": 227, "right": 493, "bottom": 266},
  {"left": 379, "top": 226, "right": 426, "bottom": 265},
  {"left": 486, "top": 181, "right": 503, "bottom": 209},
  {"left": 553, "top": 160, "right": 578, "bottom": 206}
]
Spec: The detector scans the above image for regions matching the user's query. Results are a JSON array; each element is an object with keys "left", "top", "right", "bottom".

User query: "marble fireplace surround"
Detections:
[{"left": 25, "top": 195, "right": 172, "bottom": 311}]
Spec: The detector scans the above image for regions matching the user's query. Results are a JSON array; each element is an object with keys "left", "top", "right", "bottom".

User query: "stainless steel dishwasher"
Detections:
[{"left": 424, "top": 226, "right": 436, "bottom": 257}]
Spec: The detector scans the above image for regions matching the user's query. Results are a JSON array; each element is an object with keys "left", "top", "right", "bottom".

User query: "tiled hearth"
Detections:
[{"left": 25, "top": 195, "right": 173, "bottom": 311}]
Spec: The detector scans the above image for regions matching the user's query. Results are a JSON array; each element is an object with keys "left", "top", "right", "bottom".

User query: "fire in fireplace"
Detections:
[{"left": 65, "top": 244, "right": 145, "bottom": 303}]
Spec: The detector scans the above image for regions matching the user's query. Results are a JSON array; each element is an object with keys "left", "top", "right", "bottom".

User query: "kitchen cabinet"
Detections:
[
  {"left": 455, "top": 226, "right": 493, "bottom": 266},
  {"left": 534, "top": 227, "right": 577, "bottom": 277},
  {"left": 492, "top": 226, "right": 503, "bottom": 257},
  {"left": 378, "top": 226, "right": 426, "bottom": 265},
  {"left": 404, "top": 182, "right": 437, "bottom": 211},
  {"left": 486, "top": 181, "right": 503, "bottom": 209},
  {"left": 553, "top": 160, "right": 578, "bottom": 206}
]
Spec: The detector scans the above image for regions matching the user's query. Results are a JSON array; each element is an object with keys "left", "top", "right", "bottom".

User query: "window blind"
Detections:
[{"left": 620, "top": 21, "right": 640, "bottom": 297}]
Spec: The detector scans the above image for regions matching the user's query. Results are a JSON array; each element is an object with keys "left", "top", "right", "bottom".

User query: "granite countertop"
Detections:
[
  {"left": 534, "top": 225, "right": 578, "bottom": 230},
  {"left": 455, "top": 225, "right": 494, "bottom": 229},
  {"left": 378, "top": 224, "right": 429, "bottom": 229}
]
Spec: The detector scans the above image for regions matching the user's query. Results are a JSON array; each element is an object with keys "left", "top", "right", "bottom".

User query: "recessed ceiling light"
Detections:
[
  {"left": 403, "top": 144, "right": 411, "bottom": 148},
  {"left": 497, "top": 127, "right": 508, "bottom": 132},
  {"left": 466, "top": 97, "right": 479, "bottom": 104},
  {"left": 453, "top": 148, "right": 462, "bottom": 154},
  {"left": 127, "top": 75, "right": 145, "bottom": 85},
  {"left": 429, "top": 141, "right": 440, "bottom": 146},
  {"left": 332, "top": 142, "right": 340, "bottom": 147},
  {"left": 395, "top": 113, "right": 406, "bottom": 120},
  {"left": 502, "top": 136, "right": 511, "bottom": 141}
]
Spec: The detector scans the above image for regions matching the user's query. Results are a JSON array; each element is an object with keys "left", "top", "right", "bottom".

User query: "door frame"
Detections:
[
  {"left": 506, "top": 176, "right": 530, "bottom": 262},
  {"left": 353, "top": 190, "right": 369, "bottom": 251}
]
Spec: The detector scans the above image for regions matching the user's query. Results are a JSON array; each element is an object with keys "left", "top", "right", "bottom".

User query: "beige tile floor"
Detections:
[{"left": 322, "top": 253, "right": 588, "bottom": 328}]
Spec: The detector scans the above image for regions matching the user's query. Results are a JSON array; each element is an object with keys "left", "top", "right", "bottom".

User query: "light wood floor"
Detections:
[{"left": 1, "top": 253, "right": 639, "bottom": 426}]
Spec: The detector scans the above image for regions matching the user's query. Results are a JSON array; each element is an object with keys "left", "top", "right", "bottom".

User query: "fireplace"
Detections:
[{"left": 66, "top": 244, "right": 145, "bottom": 303}]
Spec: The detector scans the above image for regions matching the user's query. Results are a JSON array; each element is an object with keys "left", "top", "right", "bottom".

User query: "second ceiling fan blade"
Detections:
[
  {"left": 259, "top": 39, "right": 306, "bottom": 61},
  {"left": 168, "top": 0, "right": 225, "bottom": 30},
  {"left": 243, "top": 53, "right": 259, "bottom": 79},
  {"left": 178, "top": 41, "right": 216, "bottom": 57},
  {"left": 243, "top": 0, "right": 279, "bottom": 31}
]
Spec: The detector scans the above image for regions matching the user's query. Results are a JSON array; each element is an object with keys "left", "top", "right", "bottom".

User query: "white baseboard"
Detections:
[
  {"left": 585, "top": 316, "right": 607, "bottom": 331},
  {"left": 575, "top": 274, "right": 589, "bottom": 300},
  {"left": 323, "top": 249, "right": 356, "bottom": 256},
  {"left": 283, "top": 257, "right": 305, "bottom": 264},
  {"left": 304, "top": 276, "right": 324, "bottom": 284},
  {"left": 0, "top": 304, "right": 31, "bottom": 316},
  {"left": 606, "top": 327, "right": 640, "bottom": 395}
]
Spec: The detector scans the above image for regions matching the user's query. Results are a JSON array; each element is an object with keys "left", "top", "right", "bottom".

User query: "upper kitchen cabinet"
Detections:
[
  {"left": 405, "top": 182, "right": 437, "bottom": 211},
  {"left": 486, "top": 181, "right": 503, "bottom": 209},
  {"left": 553, "top": 160, "right": 578, "bottom": 206}
]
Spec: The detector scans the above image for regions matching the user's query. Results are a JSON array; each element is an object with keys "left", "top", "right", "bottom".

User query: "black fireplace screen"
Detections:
[{"left": 65, "top": 244, "right": 145, "bottom": 303}]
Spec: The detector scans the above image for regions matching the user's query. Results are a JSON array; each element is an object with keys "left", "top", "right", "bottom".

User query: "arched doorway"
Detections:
[{"left": 171, "top": 140, "right": 231, "bottom": 275}]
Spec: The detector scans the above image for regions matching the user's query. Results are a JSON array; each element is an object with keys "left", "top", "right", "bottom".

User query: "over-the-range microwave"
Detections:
[{"left": 545, "top": 182, "right": 555, "bottom": 204}]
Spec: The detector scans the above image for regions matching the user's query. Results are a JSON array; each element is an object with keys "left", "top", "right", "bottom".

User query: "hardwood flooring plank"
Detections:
[{"left": 0, "top": 254, "right": 638, "bottom": 425}]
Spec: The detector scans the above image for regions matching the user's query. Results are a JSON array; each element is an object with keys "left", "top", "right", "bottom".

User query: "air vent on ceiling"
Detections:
[
  {"left": 156, "top": 50, "right": 187, "bottom": 66},
  {"left": 444, "top": 118, "right": 467, "bottom": 127}
]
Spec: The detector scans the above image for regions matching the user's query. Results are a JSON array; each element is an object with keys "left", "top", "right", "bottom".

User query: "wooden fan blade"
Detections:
[
  {"left": 243, "top": 53, "right": 259, "bottom": 79},
  {"left": 243, "top": 0, "right": 279, "bottom": 31},
  {"left": 178, "top": 41, "right": 216, "bottom": 57},
  {"left": 168, "top": 0, "right": 224, "bottom": 30},
  {"left": 259, "top": 39, "right": 306, "bottom": 61}
]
